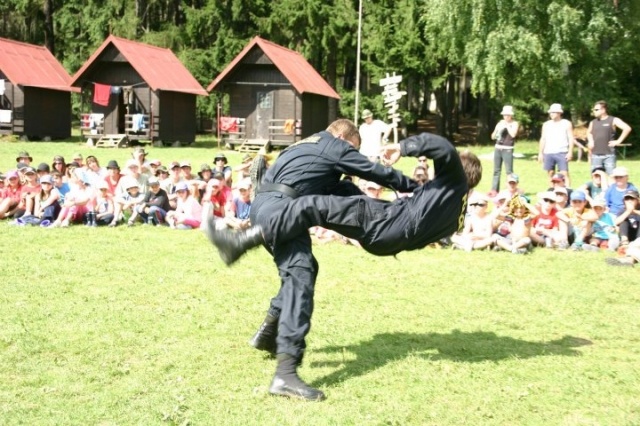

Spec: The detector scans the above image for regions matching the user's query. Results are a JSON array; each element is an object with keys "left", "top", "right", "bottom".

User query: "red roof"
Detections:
[
  {"left": 0, "top": 37, "right": 78, "bottom": 92},
  {"left": 71, "top": 35, "right": 207, "bottom": 96},
  {"left": 207, "top": 36, "right": 340, "bottom": 99}
]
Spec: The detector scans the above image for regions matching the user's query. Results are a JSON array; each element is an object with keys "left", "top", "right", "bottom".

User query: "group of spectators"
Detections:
[
  {"left": 453, "top": 168, "right": 639, "bottom": 257},
  {"left": 1, "top": 108, "right": 638, "bottom": 267},
  {"left": 0, "top": 148, "right": 256, "bottom": 230}
]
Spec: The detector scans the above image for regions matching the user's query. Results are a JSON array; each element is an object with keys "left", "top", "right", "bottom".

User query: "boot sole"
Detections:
[
  {"left": 202, "top": 205, "right": 235, "bottom": 266},
  {"left": 268, "top": 386, "right": 326, "bottom": 401}
]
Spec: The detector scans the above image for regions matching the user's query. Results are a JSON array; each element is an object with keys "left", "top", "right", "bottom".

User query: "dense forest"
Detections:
[{"left": 1, "top": 0, "right": 639, "bottom": 143}]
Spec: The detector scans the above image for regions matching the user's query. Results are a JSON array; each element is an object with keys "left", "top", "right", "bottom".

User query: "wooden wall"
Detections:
[
  {"left": 159, "top": 91, "right": 197, "bottom": 144},
  {"left": 23, "top": 87, "right": 71, "bottom": 139}
]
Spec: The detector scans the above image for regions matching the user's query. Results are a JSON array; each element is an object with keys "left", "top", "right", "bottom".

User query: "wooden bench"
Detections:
[
  {"left": 95, "top": 134, "right": 129, "bottom": 148},
  {"left": 125, "top": 114, "right": 151, "bottom": 140},
  {"left": 618, "top": 143, "right": 631, "bottom": 159},
  {"left": 0, "top": 109, "right": 12, "bottom": 135},
  {"left": 220, "top": 117, "right": 246, "bottom": 148},
  {"left": 268, "top": 119, "right": 297, "bottom": 147},
  {"left": 238, "top": 139, "right": 270, "bottom": 153},
  {"left": 80, "top": 113, "right": 104, "bottom": 137}
]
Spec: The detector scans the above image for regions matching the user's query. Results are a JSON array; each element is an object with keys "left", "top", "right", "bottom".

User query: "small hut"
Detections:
[
  {"left": 0, "top": 37, "right": 77, "bottom": 140},
  {"left": 208, "top": 36, "right": 340, "bottom": 151},
  {"left": 70, "top": 35, "right": 207, "bottom": 145}
]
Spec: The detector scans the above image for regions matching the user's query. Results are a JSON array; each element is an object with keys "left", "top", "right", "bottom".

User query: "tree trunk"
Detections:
[
  {"left": 43, "top": 0, "right": 55, "bottom": 54},
  {"left": 447, "top": 72, "right": 457, "bottom": 138},
  {"left": 476, "top": 93, "right": 491, "bottom": 143}
]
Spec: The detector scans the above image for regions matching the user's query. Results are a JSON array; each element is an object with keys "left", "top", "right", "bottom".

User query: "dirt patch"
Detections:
[{"left": 415, "top": 116, "right": 478, "bottom": 145}]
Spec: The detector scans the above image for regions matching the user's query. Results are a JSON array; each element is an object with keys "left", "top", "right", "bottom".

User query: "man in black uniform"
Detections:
[
  {"left": 225, "top": 119, "right": 418, "bottom": 401},
  {"left": 206, "top": 133, "right": 481, "bottom": 399}
]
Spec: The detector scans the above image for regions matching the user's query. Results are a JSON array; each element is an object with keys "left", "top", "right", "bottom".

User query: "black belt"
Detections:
[{"left": 257, "top": 183, "right": 299, "bottom": 199}]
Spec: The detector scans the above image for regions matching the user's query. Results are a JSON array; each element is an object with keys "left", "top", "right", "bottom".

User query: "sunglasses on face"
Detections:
[
  {"left": 543, "top": 199, "right": 556, "bottom": 203},
  {"left": 469, "top": 203, "right": 487, "bottom": 207}
]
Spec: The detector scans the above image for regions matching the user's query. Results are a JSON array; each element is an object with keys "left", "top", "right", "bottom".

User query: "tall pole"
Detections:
[{"left": 354, "top": 0, "right": 363, "bottom": 124}]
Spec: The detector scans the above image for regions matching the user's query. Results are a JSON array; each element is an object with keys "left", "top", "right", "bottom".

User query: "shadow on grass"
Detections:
[{"left": 310, "top": 330, "right": 592, "bottom": 388}]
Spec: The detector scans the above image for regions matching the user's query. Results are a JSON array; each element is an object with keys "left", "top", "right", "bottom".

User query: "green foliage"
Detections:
[{"left": 1, "top": 0, "right": 640, "bottom": 143}]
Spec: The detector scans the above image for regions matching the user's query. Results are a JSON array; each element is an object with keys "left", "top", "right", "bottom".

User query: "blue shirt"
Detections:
[
  {"left": 592, "top": 212, "right": 617, "bottom": 239},
  {"left": 605, "top": 182, "right": 638, "bottom": 216},
  {"left": 56, "top": 183, "right": 70, "bottom": 205}
]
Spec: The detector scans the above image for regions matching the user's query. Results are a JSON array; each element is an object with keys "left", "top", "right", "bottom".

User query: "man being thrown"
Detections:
[{"left": 205, "top": 132, "right": 481, "bottom": 399}]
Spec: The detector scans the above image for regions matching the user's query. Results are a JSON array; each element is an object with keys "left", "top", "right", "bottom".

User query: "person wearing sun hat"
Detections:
[
  {"left": 110, "top": 177, "right": 145, "bottom": 227},
  {"left": 213, "top": 153, "right": 233, "bottom": 186},
  {"left": 539, "top": 103, "right": 575, "bottom": 188},
  {"left": 51, "top": 155, "right": 67, "bottom": 177},
  {"left": 489, "top": 105, "right": 520, "bottom": 197},
  {"left": 15, "top": 151, "right": 33, "bottom": 165},
  {"left": 131, "top": 146, "right": 151, "bottom": 175}
]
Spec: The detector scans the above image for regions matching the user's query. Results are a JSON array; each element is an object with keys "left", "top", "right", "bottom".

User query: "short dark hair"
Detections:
[
  {"left": 595, "top": 100, "right": 608, "bottom": 112},
  {"left": 460, "top": 150, "right": 482, "bottom": 190}
]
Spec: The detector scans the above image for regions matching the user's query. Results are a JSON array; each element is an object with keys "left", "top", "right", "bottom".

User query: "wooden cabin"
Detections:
[
  {"left": 207, "top": 36, "right": 340, "bottom": 151},
  {"left": 70, "top": 35, "right": 207, "bottom": 145},
  {"left": 0, "top": 38, "right": 77, "bottom": 140}
]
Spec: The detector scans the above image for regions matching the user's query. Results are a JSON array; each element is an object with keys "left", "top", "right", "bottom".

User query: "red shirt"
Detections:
[
  {"left": 532, "top": 209, "right": 559, "bottom": 230},
  {"left": 1, "top": 184, "right": 22, "bottom": 202},
  {"left": 104, "top": 175, "right": 121, "bottom": 196}
]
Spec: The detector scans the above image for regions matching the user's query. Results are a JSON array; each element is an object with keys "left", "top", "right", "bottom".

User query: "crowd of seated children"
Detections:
[
  {"left": 0, "top": 149, "right": 264, "bottom": 231},
  {"left": 1, "top": 148, "right": 638, "bottom": 263}
]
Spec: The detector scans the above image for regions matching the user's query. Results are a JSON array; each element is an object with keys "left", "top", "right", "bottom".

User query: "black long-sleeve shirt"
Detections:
[{"left": 264, "top": 131, "right": 418, "bottom": 196}]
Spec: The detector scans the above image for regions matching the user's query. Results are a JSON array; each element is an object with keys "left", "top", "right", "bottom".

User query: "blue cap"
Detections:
[{"left": 570, "top": 191, "right": 586, "bottom": 201}]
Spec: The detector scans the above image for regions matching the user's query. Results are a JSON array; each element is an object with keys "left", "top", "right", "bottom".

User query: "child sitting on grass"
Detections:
[
  {"left": 451, "top": 193, "right": 494, "bottom": 252},
  {"left": 493, "top": 195, "right": 538, "bottom": 254}
]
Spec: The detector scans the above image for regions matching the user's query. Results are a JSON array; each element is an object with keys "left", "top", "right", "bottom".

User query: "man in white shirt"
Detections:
[
  {"left": 539, "top": 103, "right": 575, "bottom": 187},
  {"left": 358, "top": 109, "right": 391, "bottom": 162}
]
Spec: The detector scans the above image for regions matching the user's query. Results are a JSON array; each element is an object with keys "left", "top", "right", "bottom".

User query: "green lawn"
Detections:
[{"left": 1, "top": 136, "right": 639, "bottom": 425}]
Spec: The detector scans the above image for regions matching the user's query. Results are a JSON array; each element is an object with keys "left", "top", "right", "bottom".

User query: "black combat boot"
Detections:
[
  {"left": 269, "top": 354, "right": 325, "bottom": 401},
  {"left": 204, "top": 217, "right": 264, "bottom": 265},
  {"left": 249, "top": 314, "right": 278, "bottom": 355}
]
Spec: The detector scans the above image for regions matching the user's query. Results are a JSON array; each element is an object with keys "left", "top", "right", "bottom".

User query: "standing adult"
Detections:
[
  {"left": 587, "top": 100, "right": 632, "bottom": 176},
  {"left": 358, "top": 109, "right": 391, "bottom": 162},
  {"left": 490, "top": 105, "right": 519, "bottom": 196},
  {"left": 211, "top": 119, "right": 417, "bottom": 401},
  {"left": 539, "top": 103, "right": 575, "bottom": 187}
]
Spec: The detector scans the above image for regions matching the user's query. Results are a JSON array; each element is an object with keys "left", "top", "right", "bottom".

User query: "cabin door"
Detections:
[{"left": 255, "top": 90, "right": 273, "bottom": 140}]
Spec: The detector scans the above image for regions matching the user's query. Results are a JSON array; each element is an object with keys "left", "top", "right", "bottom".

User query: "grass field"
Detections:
[{"left": 1, "top": 136, "right": 639, "bottom": 425}]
